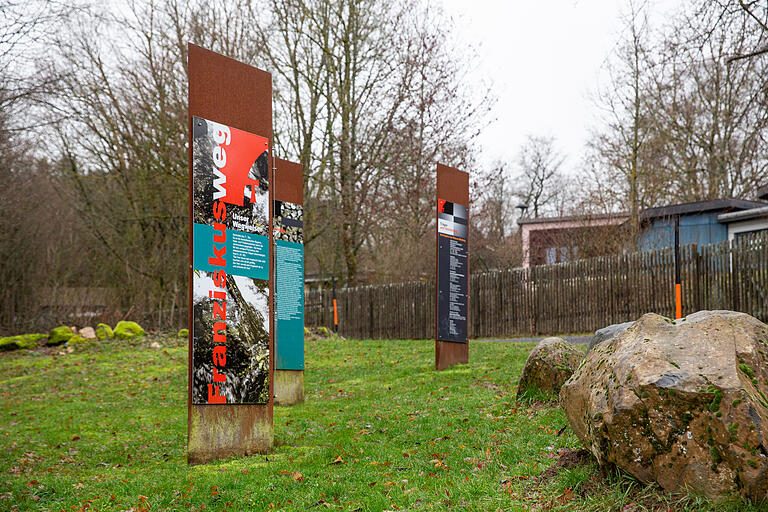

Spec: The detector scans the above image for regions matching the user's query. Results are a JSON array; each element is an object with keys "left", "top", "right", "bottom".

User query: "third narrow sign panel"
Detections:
[{"left": 437, "top": 198, "right": 468, "bottom": 343}]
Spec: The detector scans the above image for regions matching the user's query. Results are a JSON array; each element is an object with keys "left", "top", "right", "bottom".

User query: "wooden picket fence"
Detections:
[{"left": 305, "top": 232, "right": 768, "bottom": 339}]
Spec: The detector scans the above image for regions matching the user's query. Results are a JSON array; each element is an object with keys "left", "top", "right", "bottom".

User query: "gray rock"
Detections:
[
  {"left": 517, "top": 337, "right": 583, "bottom": 400},
  {"left": 561, "top": 310, "right": 768, "bottom": 501},
  {"left": 586, "top": 321, "right": 633, "bottom": 353}
]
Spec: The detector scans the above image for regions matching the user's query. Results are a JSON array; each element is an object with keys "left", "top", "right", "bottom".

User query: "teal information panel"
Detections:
[
  {"left": 193, "top": 223, "right": 269, "bottom": 280},
  {"left": 274, "top": 200, "right": 304, "bottom": 370}
]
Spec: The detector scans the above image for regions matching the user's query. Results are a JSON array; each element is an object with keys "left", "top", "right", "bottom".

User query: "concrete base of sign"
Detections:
[
  {"left": 187, "top": 406, "right": 273, "bottom": 465},
  {"left": 275, "top": 370, "right": 304, "bottom": 405},
  {"left": 435, "top": 340, "right": 469, "bottom": 371}
]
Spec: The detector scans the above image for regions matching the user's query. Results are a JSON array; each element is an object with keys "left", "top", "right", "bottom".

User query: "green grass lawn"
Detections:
[{"left": 0, "top": 335, "right": 763, "bottom": 511}]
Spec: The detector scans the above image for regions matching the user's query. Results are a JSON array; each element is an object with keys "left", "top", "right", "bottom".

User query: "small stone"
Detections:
[{"left": 78, "top": 327, "right": 97, "bottom": 340}]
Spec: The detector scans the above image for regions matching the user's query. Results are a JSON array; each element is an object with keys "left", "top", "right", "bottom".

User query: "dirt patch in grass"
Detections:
[
  {"left": 530, "top": 448, "right": 693, "bottom": 511},
  {"left": 534, "top": 448, "right": 592, "bottom": 484}
]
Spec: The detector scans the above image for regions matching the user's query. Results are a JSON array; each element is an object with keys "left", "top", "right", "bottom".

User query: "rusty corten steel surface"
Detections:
[
  {"left": 187, "top": 44, "right": 274, "bottom": 464},
  {"left": 274, "top": 158, "right": 303, "bottom": 204},
  {"left": 435, "top": 163, "right": 469, "bottom": 371}
]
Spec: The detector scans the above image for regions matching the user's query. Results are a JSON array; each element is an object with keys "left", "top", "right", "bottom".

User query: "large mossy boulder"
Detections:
[
  {"left": 114, "top": 321, "right": 145, "bottom": 340},
  {"left": 47, "top": 326, "right": 74, "bottom": 346},
  {"left": 517, "top": 337, "right": 583, "bottom": 400},
  {"left": 560, "top": 310, "right": 768, "bottom": 501},
  {"left": 0, "top": 334, "right": 46, "bottom": 351}
]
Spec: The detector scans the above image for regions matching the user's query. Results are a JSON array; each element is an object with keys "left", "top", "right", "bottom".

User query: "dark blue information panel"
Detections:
[{"left": 436, "top": 199, "right": 468, "bottom": 343}]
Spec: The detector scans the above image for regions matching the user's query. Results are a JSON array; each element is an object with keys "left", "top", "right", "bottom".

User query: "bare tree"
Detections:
[
  {"left": 635, "top": 1, "right": 768, "bottom": 200},
  {"left": 588, "top": 0, "right": 768, "bottom": 221},
  {"left": 588, "top": 0, "right": 655, "bottom": 236},
  {"left": 263, "top": 0, "right": 490, "bottom": 285},
  {"left": 47, "top": 0, "right": 266, "bottom": 327},
  {"left": 716, "top": 1, "right": 768, "bottom": 62},
  {"left": 0, "top": 0, "right": 72, "bottom": 135},
  {"left": 470, "top": 162, "right": 523, "bottom": 272},
  {"left": 367, "top": 3, "right": 491, "bottom": 282},
  {"left": 515, "top": 135, "right": 566, "bottom": 218}
]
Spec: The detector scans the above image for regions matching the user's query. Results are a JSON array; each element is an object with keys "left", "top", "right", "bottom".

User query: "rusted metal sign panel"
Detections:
[
  {"left": 435, "top": 163, "right": 470, "bottom": 370},
  {"left": 187, "top": 44, "right": 274, "bottom": 464}
]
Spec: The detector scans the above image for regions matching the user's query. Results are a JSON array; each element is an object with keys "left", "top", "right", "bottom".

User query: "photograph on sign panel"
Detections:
[
  {"left": 274, "top": 201, "right": 303, "bottom": 243},
  {"left": 192, "top": 270, "right": 270, "bottom": 405}
]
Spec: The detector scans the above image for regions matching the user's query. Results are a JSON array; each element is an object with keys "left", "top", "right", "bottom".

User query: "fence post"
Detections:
[
  {"left": 731, "top": 239, "right": 739, "bottom": 312},
  {"left": 692, "top": 244, "right": 699, "bottom": 312}
]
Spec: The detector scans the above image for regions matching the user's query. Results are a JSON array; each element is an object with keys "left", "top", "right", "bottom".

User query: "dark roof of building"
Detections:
[
  {"left": 758, "top": 184, "right": 768, "bottom": 201},
  {"left": 639, "top": 198, "right": 767, "bottom": 221},
  {"left": 517, "top": 212, "right": 629, "bottom": 226},
  {"left": 717, "top": 206, "right": 768, "bottom": 223}
]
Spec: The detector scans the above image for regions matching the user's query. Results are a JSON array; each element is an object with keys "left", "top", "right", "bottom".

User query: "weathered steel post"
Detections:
[
  {"left": 187, "top": 44, "right": 274, "bottom": 464},
  {"left": 435, "top": 163, "right": 470, "bottom": 370}
]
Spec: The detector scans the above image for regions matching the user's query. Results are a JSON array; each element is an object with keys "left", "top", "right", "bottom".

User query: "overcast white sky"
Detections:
[{"left": 438, "top": 0, "right": 680, "bottom": 175}]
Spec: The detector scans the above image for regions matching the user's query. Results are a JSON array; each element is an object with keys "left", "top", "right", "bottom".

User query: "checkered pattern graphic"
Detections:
[{"left": 437, "top": 199, "right": 468, "bottom": 239}]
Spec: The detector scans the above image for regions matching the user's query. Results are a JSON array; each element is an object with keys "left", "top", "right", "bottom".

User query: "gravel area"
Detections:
[{"left": 472, "top": 335, "right": 591, "bottom": 344}]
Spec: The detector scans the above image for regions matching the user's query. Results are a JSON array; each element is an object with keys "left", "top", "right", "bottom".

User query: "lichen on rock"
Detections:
[
  {"left": 67, "top": 335, "right": 88, "bottom": 346},
  {"left": 95, "top": 323, "right": 113, "bottom": 341}
]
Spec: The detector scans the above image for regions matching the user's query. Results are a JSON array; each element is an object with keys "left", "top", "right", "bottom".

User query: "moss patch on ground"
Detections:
[{"left": 0, "top": 334, "right": 47, "bottom": 351}]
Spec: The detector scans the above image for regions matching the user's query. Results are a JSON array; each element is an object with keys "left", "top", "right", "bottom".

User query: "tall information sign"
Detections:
[
  {"left": 274, "top": 158, "right": 305, "bottom": 405},
  {"left": 435, "top": 163, "right": 469, "bottom": 370},
  {"left": 188, "top": 44, "right": 274, "bottom": 464}
]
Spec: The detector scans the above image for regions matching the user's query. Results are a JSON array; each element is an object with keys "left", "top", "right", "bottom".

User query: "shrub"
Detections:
[{"left": 177, "top": 328, "right": 189, "bottom": 338}]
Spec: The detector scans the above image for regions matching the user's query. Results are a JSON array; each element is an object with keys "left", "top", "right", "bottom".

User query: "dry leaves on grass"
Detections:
[
  {"left": 278, "top": 470, "right": 305, "bottom": 482},
  {"left": 122, "top": 494, "right": 150, "bottom": 512}
]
